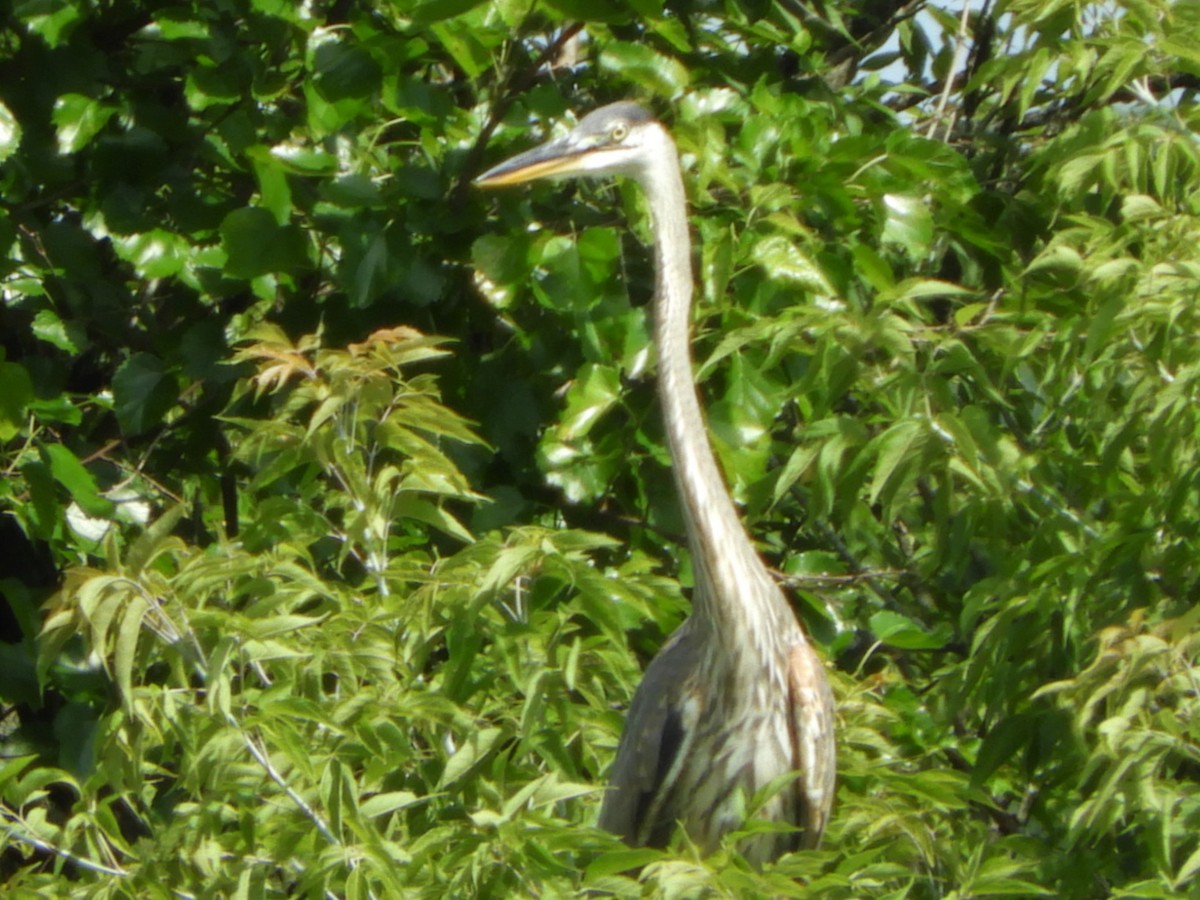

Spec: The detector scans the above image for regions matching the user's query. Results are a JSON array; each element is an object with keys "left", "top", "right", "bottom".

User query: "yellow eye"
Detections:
[{"left": 610, "top": 122, "right": 629, "bottom": 142}]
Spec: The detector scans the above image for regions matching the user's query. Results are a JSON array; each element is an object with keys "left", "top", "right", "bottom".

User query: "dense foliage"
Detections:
[{"left": 2, "top": 0, "right": 1199, "bottom": 896}]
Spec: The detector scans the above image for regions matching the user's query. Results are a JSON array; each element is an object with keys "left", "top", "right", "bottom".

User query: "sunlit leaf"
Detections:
[
  {"left": 52, "top": 93, "right": 115, "bottom": 153},
  {"left": 360, "top": 790, "right": 423, "bottom": 818},
  {"left": 42, "top": 444, "right": 114, "bottom": 519},
  {"left": 881, "top": 193, "right": 933, "bottom": 258},
  {"left": 0, "top": 99, "right": 21, "bottom": 163},
  {"left": 599, "top": 41, "right": 689, "bottom": 98},
  {"left": 438, "top": 728, "right": 503, "bottom": 790},
  {"left": 752, "top": 235, "right": 834, "bottom": 293}
]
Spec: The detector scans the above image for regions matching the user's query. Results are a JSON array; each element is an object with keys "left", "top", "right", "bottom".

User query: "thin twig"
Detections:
[
  {"left": 777, "top": 568, "right": 908, "bottom": 588},
  {"left": 237, "top": 730, "right": 340, "bottom": 848},
  {"left": 0, "top": 809, "right": 131, "bottom": 880},
  {"left": 454, "top": 23, "right": 586, "bottom": 202},
  {"left": 927, "top": 2, "right": 974, "bottom": 141}
]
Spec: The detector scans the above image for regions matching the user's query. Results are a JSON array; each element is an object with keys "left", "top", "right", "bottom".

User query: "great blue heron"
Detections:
[{"left": 477, "top": 102, "right": 836, "bottom": 864}]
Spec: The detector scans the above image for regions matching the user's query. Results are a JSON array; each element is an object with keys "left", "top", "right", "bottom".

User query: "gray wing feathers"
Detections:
[{"left": 597, "top": 619, "right": 702, "bottom": 843}]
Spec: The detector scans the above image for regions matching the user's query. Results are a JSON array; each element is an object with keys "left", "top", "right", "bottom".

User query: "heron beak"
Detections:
[{"left": 475, "top": 137, "right": 587, "bottom": 188}]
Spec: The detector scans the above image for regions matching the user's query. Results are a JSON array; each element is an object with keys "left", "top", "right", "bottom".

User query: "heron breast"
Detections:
[{"left": 671, "top": 688, "right": 797, "bottom": 857}]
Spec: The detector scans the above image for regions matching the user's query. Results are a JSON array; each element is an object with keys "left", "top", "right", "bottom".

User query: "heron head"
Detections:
[{"left": 476, "top": 102, "right": 665, "bottom": 188}]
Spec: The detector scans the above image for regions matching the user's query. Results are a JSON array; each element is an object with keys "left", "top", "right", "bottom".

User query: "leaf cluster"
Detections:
[{"left": 1, "top": 0, "right": 1199, "bottom": 897}]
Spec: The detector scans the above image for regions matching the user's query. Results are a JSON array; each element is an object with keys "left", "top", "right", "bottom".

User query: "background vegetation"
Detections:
[{"left": 2, "top": 0, "right": 1199, "bottom": 896}]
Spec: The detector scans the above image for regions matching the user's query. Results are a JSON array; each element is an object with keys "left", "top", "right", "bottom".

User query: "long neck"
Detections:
[{"left": 641, "top": 136, "right": 795, "bottom": 644}]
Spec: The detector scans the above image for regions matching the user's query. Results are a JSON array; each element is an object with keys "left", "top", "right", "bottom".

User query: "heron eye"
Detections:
[{"left": 610, "top": 123, "right": 629, "bottom": 142}]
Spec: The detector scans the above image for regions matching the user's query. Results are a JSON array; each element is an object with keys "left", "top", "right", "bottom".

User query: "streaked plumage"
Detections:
[{"left": 478, "top": 102, "right": 835, "bottom": 864}]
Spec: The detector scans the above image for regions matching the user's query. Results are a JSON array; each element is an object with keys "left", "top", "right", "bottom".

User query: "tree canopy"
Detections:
[{"left": 2, "top": 0, "right": 1200, "bottom": 896}]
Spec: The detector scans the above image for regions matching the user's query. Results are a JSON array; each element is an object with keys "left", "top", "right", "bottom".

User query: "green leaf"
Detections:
[
  {"left": 587, "top": 848, "right": 665, "bottom": 878},
  {"left": 558, "top": 363, "right": 621, "bottom": 440},
  {"left": 751, "top": 235, "right": 834, "bottom": 293},
  {"left": 239, "top": 613, "right": 327, "bottom": 639},
  {"left": 868, "top": 418, "right": 926, "bottom": 506},
  {"left": 430, "top": 20, "right": 490, "bottom": 79},
  {"left": 220, "top": 207, "right": 309, "bottom": 278},
  {"left": 247, "top": 146, "right": 294, "bottom": 223},
  {"left": 1177, "top": 844, "right": 1200, "bottom": 888},
  {"left": 267, "top": 144, "right": 339, "bottom": 175},
  {"left": 42, "top": 443, "right": 114, "bottom": 518},
  {"left": 110, "top": 230, "right": 190, "bottom": 279},
  {"left": 407, "top": 0, "right": 487, "bottom": 24},
  {"left": 31, "top": 309, "right": 84, "bottom": 353},
  {"left": 125, "top": 505, "right": 186, "bottom": 576},
  {"left": 971, "top": 712, "right": 1036, "bottom": 788},
  {"left": 113, "top": 594, "right": 149, "bottom": 710},
  {"left": 19, "top": 460, "right": 57, "bottom": 539},
  {"left": 52, "top": 93, "right": 116, "bottom": 154},
  {"left": 359, "top": 791, "right": 423, "bottom": 818},
  {"left": 0, "top": 99, "right": 21, "bottom": 163},
  {"left": 471, "top": 234, "right": 529, "bottom": 309},
  {"left": 0, "top": 754, "right": 38, "bottom": 788},
  {"left": 1025, "top": 243, "right": 1083, "bottom": 278},
  {"left": 0, "top": 361, "right": 33, "bottom": 442},
  {"left": 869, "top": 610, "right": 949, "bottom": 650},
  {"left": 320, "top": 174, "right": 382, "bottom": 208},
  {"left": 774, "top": 443, "right": 820, "bottom": 503},
  {"left": 438, "top": 728, "right": 503, "bottom": 790},
  {"left": 545, "top": 0, "right": 636, "bottom": 23},
  {"left": 393, "top": 496, "right": 474, "bottom": 543},
  {"left": 599, "top": 42, "right": 689, "bottom": 99},
  {"left": 883, "top": 278, "right": 976, "bottom": 302},
  {"left": 15, "top": 0, "right": 84, "bottom": 47},
  {"left": 113, "top": 353, "right": 179, "bottom": 437},
  {"left": 311, "top": 40, "right": 381, "bottom": 103},
  {"left": 881, "top": 193, "right": 934, "bottom": 258}
]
